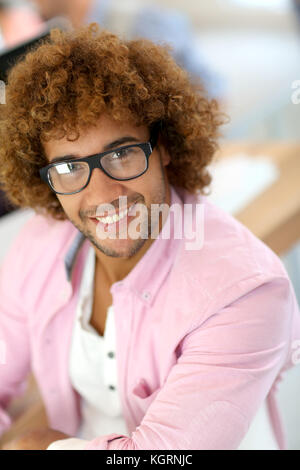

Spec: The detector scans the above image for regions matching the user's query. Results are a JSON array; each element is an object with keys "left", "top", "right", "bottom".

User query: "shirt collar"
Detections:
[
  {"left": 64, "top": 185, "right": 185, "bottom": 306},
  {"left": 64, "top": 230, "right": 87, "bottom": 283}
]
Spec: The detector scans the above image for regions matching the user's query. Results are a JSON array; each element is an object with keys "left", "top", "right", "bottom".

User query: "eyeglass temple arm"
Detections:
[{"left": 150, "top": 121, "right": 162, "bottom": 149}]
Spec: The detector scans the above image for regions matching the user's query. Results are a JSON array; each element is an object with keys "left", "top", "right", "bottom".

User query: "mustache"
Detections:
[{"left": 81, "top": 196, "right": 144, "bottom": 219}]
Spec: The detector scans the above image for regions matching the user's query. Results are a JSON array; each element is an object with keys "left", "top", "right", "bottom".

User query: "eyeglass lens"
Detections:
[{"left": 48, "top": 146, "right": 147, "bottom": 194}]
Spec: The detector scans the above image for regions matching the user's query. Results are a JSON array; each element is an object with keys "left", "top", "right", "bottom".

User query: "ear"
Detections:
[{"left": 161, "top": 148, "right": 171, "bottom": 167}]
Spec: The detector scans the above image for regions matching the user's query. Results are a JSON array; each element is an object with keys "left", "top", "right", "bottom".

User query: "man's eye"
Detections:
[
  {"left": 67, "top": 162, "right": 85, "bottom": 172},
  {"left": 112, "top": 149, "right": 131, "bottom": 159}
]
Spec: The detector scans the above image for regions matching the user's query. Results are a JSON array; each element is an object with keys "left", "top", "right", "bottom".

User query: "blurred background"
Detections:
[{"left": 0, "top": 0, "right": 299, "bottom": 450}]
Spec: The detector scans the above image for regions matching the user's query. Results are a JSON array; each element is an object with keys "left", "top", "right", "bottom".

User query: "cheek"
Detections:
[
  {"left": 129, "top": 171, "right": 157, "bottom": 198},
  {"left": 57, "top": 195, "right": 81, "bottom": 218},
  {"left": 123, "top": 157, "right": 161, "bottom": 195}
]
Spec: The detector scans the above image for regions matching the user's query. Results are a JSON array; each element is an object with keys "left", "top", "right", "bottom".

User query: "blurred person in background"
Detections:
[
  {"left": 31, "top": 0, "right": 92, "bottom": 29},
  {"left": 0, "top": 0, "right": 44, "bottom": 48},
  {"left": 32, "top": 0, "right": 225, "bottom": 100}
]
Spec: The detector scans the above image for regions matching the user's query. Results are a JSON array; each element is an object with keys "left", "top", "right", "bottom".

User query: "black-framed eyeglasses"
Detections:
[{"left": 39, "top": 123, "right": 160, "bottom": 195}]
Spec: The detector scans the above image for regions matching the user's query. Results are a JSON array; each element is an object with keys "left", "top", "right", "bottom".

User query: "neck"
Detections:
[{"left": 94, "top": 235, "right": 156, "bottom": 286}]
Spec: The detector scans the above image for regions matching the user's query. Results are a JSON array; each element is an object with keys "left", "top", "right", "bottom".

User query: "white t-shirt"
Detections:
[
  {"left": 47, "top": 245, "right": 279, "bottom": 450},
  {"left": 68, "top": 245, "right": 128, "bottom": 440}
]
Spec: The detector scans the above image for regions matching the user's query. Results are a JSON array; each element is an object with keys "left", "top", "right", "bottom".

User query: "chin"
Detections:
[{"left": 96, "top": 237, "right": 147, "bottom": 258}]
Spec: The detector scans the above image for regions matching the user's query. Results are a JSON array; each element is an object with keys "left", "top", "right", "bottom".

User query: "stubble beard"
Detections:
[{"left": 68, "top": 162, "right": 168, "bottom": 259}]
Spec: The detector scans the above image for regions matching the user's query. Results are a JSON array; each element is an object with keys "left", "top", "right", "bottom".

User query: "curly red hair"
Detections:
[{"left": 0, "top": 23, "right": 227, "bottom": 220}]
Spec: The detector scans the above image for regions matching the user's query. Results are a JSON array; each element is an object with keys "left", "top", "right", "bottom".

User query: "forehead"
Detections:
[{"left": 42, "top": 115, "right": 149, "bottom": 161}]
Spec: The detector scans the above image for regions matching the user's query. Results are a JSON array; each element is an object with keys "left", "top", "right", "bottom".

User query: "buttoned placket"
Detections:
[{"left": 102, "top": 306, "right": 119, "bottom": 394}]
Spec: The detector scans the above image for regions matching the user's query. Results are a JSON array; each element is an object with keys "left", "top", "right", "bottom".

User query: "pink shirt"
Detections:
[{"left": 0, "top": 185, "right": 299, "bottom": 450}]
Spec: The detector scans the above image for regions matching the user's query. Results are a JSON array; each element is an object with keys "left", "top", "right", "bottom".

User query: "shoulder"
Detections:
[
  {"left": 3, "top": 211, "right": 75, "bottom": 257},
  {"left": 0, "top": 211, "right": 77, "bottom": 293},
  {"left": 171, "top": 187, "right": 291, "bottom": 318}
]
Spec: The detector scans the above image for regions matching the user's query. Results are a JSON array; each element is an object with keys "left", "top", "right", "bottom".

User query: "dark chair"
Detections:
[{"left": 0, "top": 189, "right": 15, "bottom": 217}]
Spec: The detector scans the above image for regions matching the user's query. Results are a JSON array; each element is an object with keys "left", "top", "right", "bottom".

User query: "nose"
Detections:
[{"left": 84, "top": 166, "right": 127, "bottom": 203}]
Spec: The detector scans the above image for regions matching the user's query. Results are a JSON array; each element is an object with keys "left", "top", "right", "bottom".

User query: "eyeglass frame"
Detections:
[{"left": 39, "top": 122, "right": 161, "bottom": 196}]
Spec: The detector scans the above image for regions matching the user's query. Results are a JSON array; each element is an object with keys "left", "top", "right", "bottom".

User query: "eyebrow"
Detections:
[{"left": 49, "top": 136, "right": 142, "bottom": 164}]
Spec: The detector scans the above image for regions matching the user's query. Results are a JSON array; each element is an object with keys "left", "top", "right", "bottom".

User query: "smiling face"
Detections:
[{"left": 42, "top": 114, "right": 171, "bottom": 259}]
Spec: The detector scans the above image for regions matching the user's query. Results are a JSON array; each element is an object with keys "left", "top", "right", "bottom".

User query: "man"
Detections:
[{"left": 0, "top": 24, "right": 299, "bottom": 450}]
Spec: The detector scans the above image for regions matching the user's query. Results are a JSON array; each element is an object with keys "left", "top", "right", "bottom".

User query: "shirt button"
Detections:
[
  {"left": 107, "top": 351, "right": 115, "bottom": 359},
  {"left": 108, "top": 385, "right": 116, "bottom": 391},
  {"left": 142, "top": 291, "right": 151, "bottom": 300}
]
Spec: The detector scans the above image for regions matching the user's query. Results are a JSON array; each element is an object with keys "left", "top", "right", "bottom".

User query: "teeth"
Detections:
[{"left": 95, "top": 204, "right": 133, "bottom": 224}]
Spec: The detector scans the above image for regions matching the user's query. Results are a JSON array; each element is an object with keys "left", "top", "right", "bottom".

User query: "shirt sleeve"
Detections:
[
  {"left": 0, "top": 235, "right": 32, "bottom": 438},
  {"left": 79, "top": 277, "right": 296, "bottom": 450}
]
